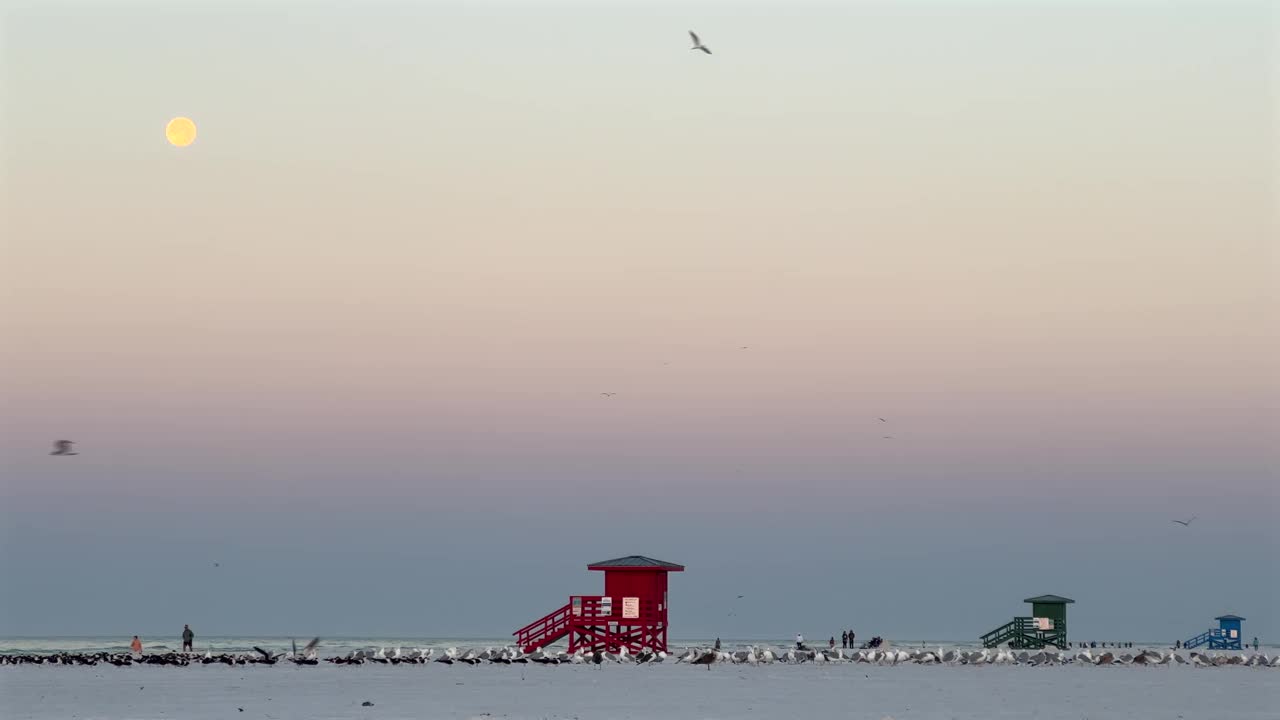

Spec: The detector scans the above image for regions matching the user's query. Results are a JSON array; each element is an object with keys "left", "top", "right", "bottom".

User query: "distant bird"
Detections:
[
  {"left": 1172, "top": 516, "right": 1197, "bottom": 527},
  {"left": 736, "top": 595, "right": 744, "bottom": 599},
  {"left": 600, "top": 392, "right": 617, "bottom": 397},
  {"left": 50, "top": 440, "right": 77, "bottom": 456},
  {"left": 882, "top": 436, "right": 894, "bottom": 440},
  {"left": 213, "top": 563, "right": 220, "bottom": 568},
  {"left": 739, "top": 346, "right": 749, "bottom": 350},
  {"left": 878, "top": 418, "right": 887, "bottom": 423},
  {"left": 689, "top": 30, "right": 711, "bottom": 54}
]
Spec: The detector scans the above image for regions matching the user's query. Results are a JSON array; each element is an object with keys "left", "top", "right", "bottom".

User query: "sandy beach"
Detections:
[{"left": 4, "top": 661, "right": 1278, "bottom": 720}]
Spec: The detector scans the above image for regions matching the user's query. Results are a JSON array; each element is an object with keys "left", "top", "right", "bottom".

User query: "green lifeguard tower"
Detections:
[{"left": 980, "top": 594, "right": 1074, "bottom": 649}]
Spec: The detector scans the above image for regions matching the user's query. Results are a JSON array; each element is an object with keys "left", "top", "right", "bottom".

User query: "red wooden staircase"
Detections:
[{"left": 514, "top": 603, "right": 573, "bottom": 653}]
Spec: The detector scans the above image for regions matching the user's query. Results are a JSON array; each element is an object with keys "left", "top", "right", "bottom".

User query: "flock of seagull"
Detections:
[{"left": 4, "top": 645, "right": 1277, "bottom": 669}]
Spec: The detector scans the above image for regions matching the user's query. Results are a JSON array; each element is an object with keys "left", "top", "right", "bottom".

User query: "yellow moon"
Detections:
[{"left": 165, "top": 117, "right": 197, "bottom": 147}]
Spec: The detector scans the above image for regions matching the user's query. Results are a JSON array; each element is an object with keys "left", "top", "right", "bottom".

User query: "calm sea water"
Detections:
[{"left": 5, "top": 636, "right": 1270, "bottom": 656}]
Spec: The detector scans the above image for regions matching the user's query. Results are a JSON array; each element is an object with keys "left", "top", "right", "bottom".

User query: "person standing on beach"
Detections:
[
  {"left": 182, "top": 624, "right": 194, "bottom": 652},
  {"left": 841, "top": 631, "right": 848, "bottom": 649},
  {"left": 1253, "top": 637, "right": 1260, "bottom": 651},
  {"left": 130, "top": 636, "right": 142, "bottom": 653},
  {"left": 795, "top": 633, "right": 804, "bottom": 650}
]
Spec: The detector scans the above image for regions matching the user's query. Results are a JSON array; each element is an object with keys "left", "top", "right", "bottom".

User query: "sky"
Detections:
[{"left": 0, "top": 0, "right": 1276, "bottom": 642}]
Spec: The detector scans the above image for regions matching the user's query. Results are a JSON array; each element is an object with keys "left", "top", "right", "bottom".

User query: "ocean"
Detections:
[{"left": 16, "top": 635, "right": 1268, "bottom": 657}]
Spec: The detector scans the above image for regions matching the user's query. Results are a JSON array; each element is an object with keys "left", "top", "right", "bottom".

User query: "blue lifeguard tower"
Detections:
[{"left": 1184, "top": 614, "right": 1245, "bottom": 650}]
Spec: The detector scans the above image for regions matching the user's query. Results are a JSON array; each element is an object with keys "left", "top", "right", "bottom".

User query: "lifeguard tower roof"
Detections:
[
  {"left": 1023, "top": 595, "right": 1074, "bottom": 604},
  {"left": 1215, "top": 614, "right": 1245, "bottom": 621},
  {"left": 588, "top": 555, "right": 685, "bottom": 571}
]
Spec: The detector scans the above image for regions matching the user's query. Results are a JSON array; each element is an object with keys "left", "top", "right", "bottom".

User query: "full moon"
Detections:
[{"left": 165, "top": 117, "right": 197, "bottom": 147}]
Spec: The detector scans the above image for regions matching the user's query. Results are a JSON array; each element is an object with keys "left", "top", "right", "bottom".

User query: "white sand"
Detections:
[{"left": 3, "top": 663, "right": 1278, "bottom": 720}]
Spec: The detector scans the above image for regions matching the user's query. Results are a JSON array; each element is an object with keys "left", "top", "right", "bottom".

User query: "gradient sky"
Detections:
[{"left": 1, "top": 0, "right": 1276, "bottom": 642}]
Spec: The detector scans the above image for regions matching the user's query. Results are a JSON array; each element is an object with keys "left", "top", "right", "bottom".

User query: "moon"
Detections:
[{"left": 165, "top": 117, "right": 197, "bottom": 147}]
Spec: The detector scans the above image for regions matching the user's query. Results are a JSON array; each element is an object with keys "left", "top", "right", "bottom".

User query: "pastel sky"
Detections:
[{"left": 1, "top": 1, "right": 1276, "bottom": 641}]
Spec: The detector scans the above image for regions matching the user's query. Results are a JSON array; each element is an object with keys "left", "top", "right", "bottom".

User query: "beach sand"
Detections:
[{"left": 4, "top": 662, "right": 1277, "bottom": 720}]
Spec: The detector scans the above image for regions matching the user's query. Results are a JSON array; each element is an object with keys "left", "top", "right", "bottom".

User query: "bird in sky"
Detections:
[
  {"left": 50, "top": 440, "right": 77, "bottom": 456},
  {"left": 882, "top": 436, "right": 894, "bottom": 440},
  {"left": 878, "top": 418, "right": 887, "bottom": 423},
  {"left": 600, "top": 392, "right": 617, "bottom": 397},
  {"left": 739, "top": 346, "right": 749, "bottom": 350},
  {"left": 1172, "top": 516, "right": 1197, "bottom": 527},
  {"left": 689, "top": 30, "right": 711, "bottom": 54},
  {"left": 213, "top": 562, "right": 220, "bottom": 568}
]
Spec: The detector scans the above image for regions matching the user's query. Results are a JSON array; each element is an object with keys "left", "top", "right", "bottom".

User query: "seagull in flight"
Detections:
[
  {"left": 878, "top": 418, "right": 887, "bottom": 423},
  {"left": 689, "top": 30, "right": 711, "bottom": 54},
  {"left": 600, "top": 392, "right": 617, "bottom": 398},
  {"left": 1172, "top": 516, "right": 1197, "bottom": 527},
  {"left": 882, "top": 436, "right": 894, "bottom": 440},
  {"left": 50, "top": 440, "right": 78, "bottom": 456}
]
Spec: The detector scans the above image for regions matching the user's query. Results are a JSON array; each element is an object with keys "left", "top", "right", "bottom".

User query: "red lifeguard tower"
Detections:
[{"left": 513, "top": 555, "right": 684, "bottom": 654}]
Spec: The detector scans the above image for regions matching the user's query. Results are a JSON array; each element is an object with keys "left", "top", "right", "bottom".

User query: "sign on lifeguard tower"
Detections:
[
  {"left": 599, "top": 596, "right": 613, "bottom": 616},
  {"left": 1035, "top": 618, "right": 1055, "bottom": 631},
  {"left": 622, "top": 597, "right": 640, "bottom": 619}
]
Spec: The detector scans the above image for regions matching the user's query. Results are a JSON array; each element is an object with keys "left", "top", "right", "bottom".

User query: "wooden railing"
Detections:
[
  {"left": 567, "top": 595, "right": 661, "bottom": 622},
  {"left": 514, "top": 603, "right": 573, "bottom": 652},
  {"left": 513, "top": 595, "right": 666, "bottom": 653},
  {"left": 980, "top": 617, "right": 1067, "bottom": 649}
]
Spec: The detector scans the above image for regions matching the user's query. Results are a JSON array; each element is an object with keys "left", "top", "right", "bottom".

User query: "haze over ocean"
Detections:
[{"left": 1, "top": 0, "right": 1276, "bottom": 647}]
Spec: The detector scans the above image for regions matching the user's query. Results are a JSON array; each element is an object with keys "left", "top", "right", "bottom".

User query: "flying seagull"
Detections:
[
  {"left": 1172, "top": 516, "right": 1197, "bottom": 527},
  {"left": 600, "top": 392, "right": 617, "bottom": 397},
  {"left": 50, "top": 440, "right": 77, "bottom": 456},
  {"left": 882, "top": 436, "right": 894, "bottom": 440},
  {"left": 878, "top": 418, "right": 887, "bottom": 423},
  {"left": 689, "top": 30, "right": 711, "bottom": 54}
]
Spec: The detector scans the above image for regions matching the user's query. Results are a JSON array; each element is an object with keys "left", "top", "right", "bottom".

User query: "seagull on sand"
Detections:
[
  {"left": 689, "top": 30, "right": 711, "bottom": 54},
  {"left": 50, "top": 440, "right": 78, "bottom": 456},
  {"left": 1172, "top": 516, "right": 1197, "bottom": 527}
]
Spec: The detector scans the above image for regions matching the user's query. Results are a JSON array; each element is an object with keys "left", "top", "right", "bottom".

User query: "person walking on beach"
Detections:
[
  {"left": 795, "top": 633, "right": 804, "bottom": 650},
  {"left": 130, "top": 636, "right": 142, "bottom": 653},
  {"left": 182, "top": 624, "right": 194, "bottom": 652},
  {"left": 1253, "top": 637, "right": 1260, "bottom": 651},
  {"left": 714, "top": 637, "right": 721, "bottom": 651}
]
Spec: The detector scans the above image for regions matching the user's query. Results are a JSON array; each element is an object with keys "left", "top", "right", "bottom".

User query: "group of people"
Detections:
[
  {"left": 792, "top": 631, "right": 879, "bottom": 651},
  {"left": 127, "top": 625, "right": 195, "bottom": 654}
]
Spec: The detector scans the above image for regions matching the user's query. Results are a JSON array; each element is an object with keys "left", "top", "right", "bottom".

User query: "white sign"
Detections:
[
  {"left": 622, "top": 597, "right": 640, "bottom": 619},
  {"left": 599, "top": 596, "right": 613, "bottom": 616},
  {"left": 1035, "top": 618, "right": 1054, "bottom": 631}
]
